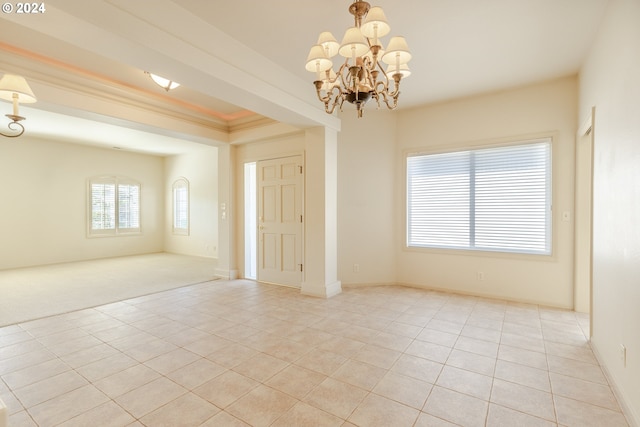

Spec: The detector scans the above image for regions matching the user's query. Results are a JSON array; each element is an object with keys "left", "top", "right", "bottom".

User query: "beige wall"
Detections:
[
  {"left": 0, "top": 138, "right": 165, "bottom": 269},
  {"left": 579, "top": 0, "right": 640, "bottom": 423},
  {"left": 337, "top": 110, "right": 397, "bottom": 285},
  {"left": 394, "top": 77, "right": 578, "bottom": 307},
  {"left": 164, "top": 148, "right": 219, "bottom": 258}
]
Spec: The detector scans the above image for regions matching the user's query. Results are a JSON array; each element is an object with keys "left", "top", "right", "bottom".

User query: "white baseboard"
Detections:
[{"left": 592, "top": 343, "right": 639, "bottom": 427}]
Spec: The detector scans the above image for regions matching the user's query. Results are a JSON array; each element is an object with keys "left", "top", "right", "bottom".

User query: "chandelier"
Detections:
[{"left": 305, "top": 0, "right": 411, "bottom": 118}]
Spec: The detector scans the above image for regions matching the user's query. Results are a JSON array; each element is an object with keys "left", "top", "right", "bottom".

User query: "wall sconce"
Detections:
[
  {"left": 0, "top": 74, "right": 37, "bottom": 138},
  {"left": 145, "top": 71, "right": 180, "bottom": 91}
]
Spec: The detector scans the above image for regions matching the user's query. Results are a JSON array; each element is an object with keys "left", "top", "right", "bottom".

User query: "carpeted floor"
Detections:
[{"left": 0, "top": 253, "right": 218, "bottom": 327}]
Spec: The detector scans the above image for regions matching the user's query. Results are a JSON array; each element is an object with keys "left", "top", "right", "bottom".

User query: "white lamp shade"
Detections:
[
  {"left": 382, "top": 36, "right": 412, "bottom": 65},
  {"left": 386, "top": 63, "right": 411, "bottom": 78},
  {"left": 305, "top": 45, "right": 333, "bottom": 73},
  {"left": 317, "top": 32, "right": 340, "bottom": 58},
  {"left": 0, "top": 74, "right": 37, "bottom": 103},
  {"left": 361, "top": 7, "right": 391, "bottom": 40},
  {"left": 338, "top": 27, "right": 369, "bottom": 58},
  {"left": 148, "top": 73, "right": 180, "bottom": 91}
]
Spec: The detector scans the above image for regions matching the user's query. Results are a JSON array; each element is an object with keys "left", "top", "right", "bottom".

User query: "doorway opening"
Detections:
[{"left": 244, "top": 162, "right": 257, "bottom": 280}]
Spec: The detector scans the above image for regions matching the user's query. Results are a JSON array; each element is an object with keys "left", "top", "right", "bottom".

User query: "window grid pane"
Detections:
[
  {"left": 89, "top": 178, "right": 140, "bottom": 235},
  {"left": 407, "top": 140, "right": 551, "bottom": 255},
  {"left": 173, "top": 186, "right": 188, "bottom": 229}
]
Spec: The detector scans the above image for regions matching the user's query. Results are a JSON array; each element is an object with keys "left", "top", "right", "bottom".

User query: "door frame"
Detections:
[{"left": 245, "top": 153, "right": 305, "bottom": 287}]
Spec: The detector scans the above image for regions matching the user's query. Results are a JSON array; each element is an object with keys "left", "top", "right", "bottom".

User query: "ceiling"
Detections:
[{"left": 0, "top": 0, "right": 609, "bottom": 154}]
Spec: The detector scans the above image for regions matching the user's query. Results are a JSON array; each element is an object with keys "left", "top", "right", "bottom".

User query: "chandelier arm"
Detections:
[
  {"left": 375, "top": 79, "right": 401, "bottom": 110},
  {"left": 1, "top": 118, "right": 25, "bottom": 138}
]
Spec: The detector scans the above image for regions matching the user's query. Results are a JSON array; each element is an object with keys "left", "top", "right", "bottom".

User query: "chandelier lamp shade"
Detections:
[
  {"left": 0, "top": 73, "right": 37, "bottom": 138},
  {"left": 305, "top": 0, "right": 412, "bottom": 117}
]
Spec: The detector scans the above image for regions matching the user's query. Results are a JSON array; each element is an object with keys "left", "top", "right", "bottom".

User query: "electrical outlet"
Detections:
[
  {"left": 353, "top": 264, "right": 360, "bottom": 273},
  {"left": 620, "top": 344, "right": 627, "bottom": 367},
  {"left": 477, "top": 271, "right": 485, "bottom": 281}
]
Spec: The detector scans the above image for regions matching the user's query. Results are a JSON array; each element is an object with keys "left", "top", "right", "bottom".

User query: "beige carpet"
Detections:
[{"left": 0, "top": 253, "right": 219, "bottom": 327}]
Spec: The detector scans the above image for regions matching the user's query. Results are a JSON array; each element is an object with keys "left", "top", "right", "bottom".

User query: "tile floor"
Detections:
[{"left": 0, "top": 280, "right": 630, "bottom": 427}]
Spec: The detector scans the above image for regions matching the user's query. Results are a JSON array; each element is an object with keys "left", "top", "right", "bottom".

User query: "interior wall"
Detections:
[
  {"left": 395, "top": 76, "right": 578, "bottom": 308},
  {"left": 337, "top": 109, "right": 397, "bottom": 285},
  {"left": 0, "top": 137, "right": 165, "bottom": 270},
  {"left": 164, "top": 147, "right": 219, "bottom": 259},
  {"left": 578, "top": 0, "right": 640, "bottom": 423}
]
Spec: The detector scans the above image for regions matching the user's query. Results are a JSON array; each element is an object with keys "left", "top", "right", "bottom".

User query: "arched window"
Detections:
[{"left": 173, "top": 178, "right": 189, "bottom": 235}]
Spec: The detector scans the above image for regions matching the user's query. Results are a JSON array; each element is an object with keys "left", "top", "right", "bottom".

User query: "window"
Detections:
[
  {"left": 89, "top": 176, "right": 140, "bottom": 236},
  {"left": 407, "top": 138, "right": 551, "bottom": 255},
  {"left": 172, "top": 178, "right": 189, "bottom": 235}
]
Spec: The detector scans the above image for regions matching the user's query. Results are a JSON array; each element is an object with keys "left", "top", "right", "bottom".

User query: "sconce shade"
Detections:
[
  {"left": 317, "top": 32, "right": 340, "bottom": 58},
  {"left": 361, "top": 7, "right": 391, "bottom": 40},
  {"left": 0, "top": 74, "right": 37, "bottom": 103},
  {"left": 382, "top": 36, "right": 412, "bottom": 65}
]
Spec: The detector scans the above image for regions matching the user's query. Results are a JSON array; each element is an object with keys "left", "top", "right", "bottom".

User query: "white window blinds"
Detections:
[
  {"left": 407, "top": 139, "right": 551, "bottom": 255},
  {"left": 89, "top": 177, "right": 141, "bottom": 236}
]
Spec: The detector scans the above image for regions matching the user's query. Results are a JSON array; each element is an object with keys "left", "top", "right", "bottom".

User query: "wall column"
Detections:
[
  {"left": 301, "top": 127, "right": 342, "bottom": 298},
  {"left": 216, "top": 143, "right": 238, "bottom": 279}
]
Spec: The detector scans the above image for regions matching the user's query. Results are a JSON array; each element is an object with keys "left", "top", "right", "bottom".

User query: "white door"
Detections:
[{"left": 257, "top": 156, "right": 303, "bottom": 287}]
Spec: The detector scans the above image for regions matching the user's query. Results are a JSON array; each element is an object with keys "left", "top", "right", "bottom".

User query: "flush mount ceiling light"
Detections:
[
  {"left": 306, "top": 0, "right": 412, "bottom": 118},
  {"left": 0, "top": 73, "right": 37, "bottom": 138},
  {"left": 145, "top": 71, "right": 180, "bottom": 91}
]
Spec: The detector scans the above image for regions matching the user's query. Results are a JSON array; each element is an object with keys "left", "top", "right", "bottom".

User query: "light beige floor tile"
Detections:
[
  {"left": 423, "top": 386, "right": 489, "bottom": 427},
  {"left": 295, "top": 349, "right": 348, "bottom": 376},
  {"left": 193, "top": 370, "right": 259, "bottom": 408},
  {"left": 317, "top": 336, "right": 366, "bottom": 358},
  {"left": 183, "top": 334, "right": 233, "bottom": 357},
  {"left": 436, "top": 365, "right": 493, "bottom": 400},
  {"left": 139, "top": 392, "right": 220, "bottom": 427},
  {"left": 547, "top": 354, "right": 607, "bottom": 384},
  {"left": 46, "top": 335, "right": 105, "bottom": 357},
  {"left": 446, "top": 348, "right": 497, "bottom": 376},
  {"left": 1, "top": 388, "right": 24, "bottom": 415},
  {"left": 13, "top": 370, "right": 88, "bottom": 408},
  {"left": 490, "top": 378, "right": 556, "bottom": 421},
  {"left": 454, "top": 335, "right": 499, "bottom": 358},
  {"left": 498, "top": 344, "right": 548, "bottom": 370},
  {"left": 352, "top": 344, "right": 401, "bottom": 369},
  {"left": 414, "top": 412, "right": 459, "bottom": 426},
  {"left": 0, "top": 339, "right": 45, "bottom": 362},
  {"left": 123, "top": 338, "right": 179, "bottom": 362},
  {"left": 166, "top": 358, "right": 226, "bottom": 390},
  {"left": 416, "top": 328, "right": 458, "bottom": 347},
  {"left": 206, "top": 343, "right": 259, "bottom": 368},
  {"left": 487, "top": 403, "right": 557, "bottom": 427},
  {"left": 7, "top": 410, "right": 37, "bottom": 427},
  {"left": 405, "top": 340, "right": 452, "bottom": 364},
  {"left": 27, "top": 384, "right": 109, "bottom": 426},
  {"left": 304, "top": 377, "right": 368, "bottom": 419},
  {"left": 0, "top": 348, "right": 56, "bottom": 376},
  {"left": 114, "top": 377, "right": 187, "bottom": 418},
  {"left": 200, "top": 411, "right": 251, "bottom": 426},
  {"left": 461, "top": 324, "right": 502, "bottom": 343},
  {"left": 76, "top": 352, "right": 138, "bottom": 382},
  {"left": 272, "top": 401, "right": 344, "bottom": 427},
  {"left": 495, "top": 359, "right": 551, "bottom": 392},
  {"left": 2, "top": 357, "right": 71, "bottom": 390},
  {"left": 391, "top": 353, "right": 443, "bottom": 383},
  {"left": 56, "top": 401, "right": 135, "bottom": 427},
  {"left": 266, "top": 364, "right": 327, "bottom": 399},
  {"left": 426, "top": 318, "right": 464, "bottom": 335},
  {"left": 226, "top": 384, "right": 298, "bottom": 427},
  {"left": 349, "top": 393, "right": 420, "bottom": 427},
  {"left": 549, "top": 372, "right": 620, "bottom": 410},
  {"left": 544, "top": 341, "right": 598, "bottom": 364},
  {"left": 500, "top": 332, "right": 546, "bottom": 353},
  {"left": 383, "top": 321, "right": 423, "bottom": 339},
  {"left": 331, "top": 359, "right": 387, "bottom": 391},
  {"left": 59, "top": 343, "right": 121, "bottom": 369},
  {"left": 554, "top": 395, "right": 629, "bottom": 427},
  {"left": 231, "top": 352, "right": 289, "bottom": 382},
  {"left": 93, "top": 364, "right": 161, "bottom": 398},
  {"left": 373, "top": 371, "right": 432, "bottom": 410},
  {"left": 144, "top": 347, "right": 201, "bottom": 375}
]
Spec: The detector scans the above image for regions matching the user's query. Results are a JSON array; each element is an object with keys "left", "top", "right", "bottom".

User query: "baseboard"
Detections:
[
  {"left": 301, "top": 280, "right": 342, "bottom": 298},
  {"left": 592, "top": 343, "right": 639, "bottom": 427},
  {"left": 214, "top": 269, "right": 238, "bottom": 280}
]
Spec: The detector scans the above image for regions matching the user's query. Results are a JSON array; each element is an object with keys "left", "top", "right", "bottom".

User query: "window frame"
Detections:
[
  {"left": 172, "top": 177, "right": 190, "bottom": 236},
  {"left": 87, "top": 176, "right": 141, "bottom": 237},
  {"left": 405, "top": 137, "right": 553, "bottom": 256}
]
